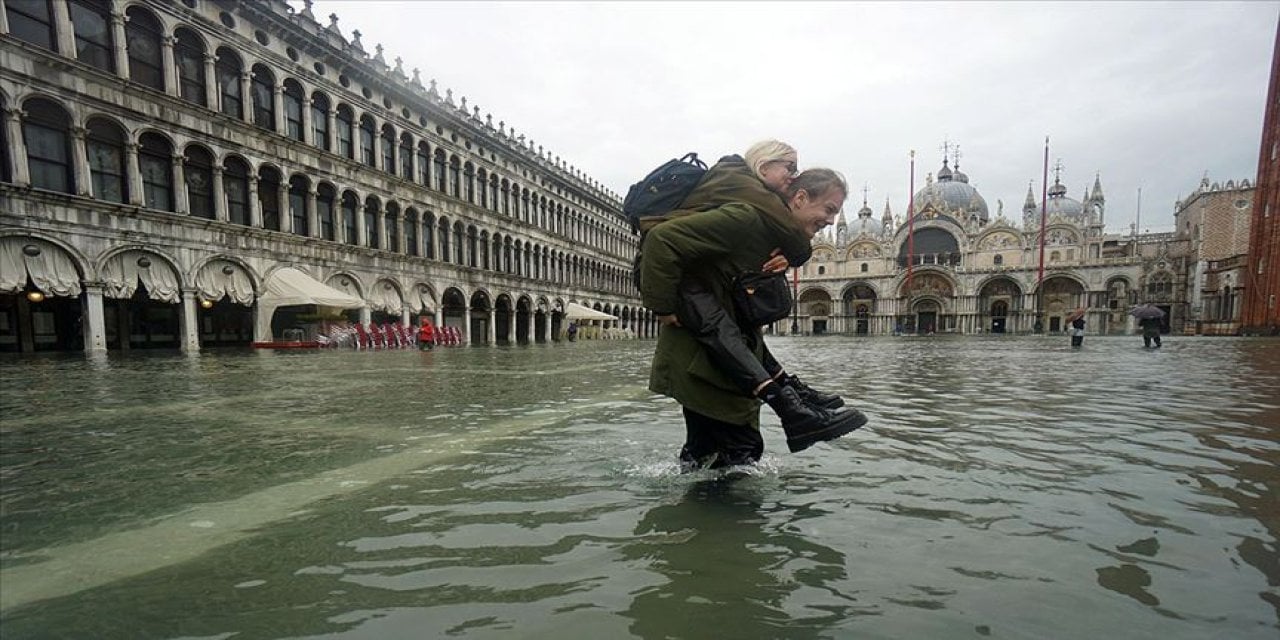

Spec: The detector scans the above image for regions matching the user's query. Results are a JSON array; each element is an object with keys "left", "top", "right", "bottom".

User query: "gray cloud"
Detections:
[{"left": 310, "top": 1, "right": 1276, "bottom": 234}]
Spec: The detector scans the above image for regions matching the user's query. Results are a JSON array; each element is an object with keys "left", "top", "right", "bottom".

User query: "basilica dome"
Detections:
[
  {"left": 1043, "top": 178, "right": 1087, "bottom": 220},
  {"left": 913, "top": 159, "right": 989, "bottom": 222}
]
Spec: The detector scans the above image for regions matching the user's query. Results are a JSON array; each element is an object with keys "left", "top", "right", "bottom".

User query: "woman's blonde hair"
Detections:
[
  {"left": 743, "top": 139, "right": 797, "bottom": 180},
  {"left": 788, "top": 168, "right": 847, "bottom": 202}
]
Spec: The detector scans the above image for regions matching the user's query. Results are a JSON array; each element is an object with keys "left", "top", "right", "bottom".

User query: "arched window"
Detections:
[
  {"left": 363, "top": 197, "right": 380, "bottom": 249},
  {"left": 288, "top": 175, "right": 309, "bottom": 236},
  {"left": 316, "top": 183, "right": 335, "bottom": 241},
  {"left": 405, "top": 208, "right": 419, "bottom": 257},
  {"left": 139, "top": 132, "right": 174, "bottom": 211},
  {"left": 422, "top": 212, "right": 435, "bottom": 259},
  {"left": 359, "top": 116, "right": 376, "bottom": 167},
  {"left": 69, "top": 0, "right": 114, "bottom": 72},
  {"left": 22, "top": 98, "right": 72, "bottom": 193},
  {"left": 860, "top": 262, "right": 868, "bottom": 273},
  {"left": 250, "top": 65, "right": 276, "bottom": 131},
  {"left": 311, "top": 92, "right": 330, "bottom": 151},
  {"left": 174, "top": 28, "right": 207, "bottom": 107},
  {"left": 433, "top": 149, "right": 447, "bottom": 192},
  {"left": 416, "top": 142, "right": 430, "bottom": 186},
  {"left": 521, "top": 189, "right": 531, "bottom": 221},
  {"left": 7, "top": 0, "right": 55, "bottom": 50},
  {"left": 449, "top": 156, "right": 461, "bottom": 197},
  {"left": 335, "top": 105, "right": 354, "bottom": 159},
  {"left": 380, "top": 125, "right": 395, "bottom": 173},
  {"left": 399, "top": 133, "right": 413, "bottom": 179},
  {"left": 85, "top": 118, "right": 126, "bottom": 203},
  {"left": 386, "top": 202, "right": 401, "bottom": 253},
  {"left": 125, "top": 7, "right": 164, "bottom": 91},
  {"left": 282, "top": 80, "right": 304, "bottom": 141},
  {"left": 341, "top": 191, "right": 358, "bottom": 245},
  {"left": 993, "top": 254, "right": 1003, "bottom": 266},
  {"left": 216, "top": 48, "right": 244, "bottom": 119},
  {"left": 467, "top": 226, "right": 478, "bottom": 267},
  {"left": 463, "top": 162, "right": 475, "bottom": 203},
  {"left": 184, "top": 145, "right": 215, "bottom": 219},
  {"left": 502, "top": 181, "right": 511, "bottom": 215},
  {"left": 223, "top": 157, "right": 250, "bottom": 225},
  {"left": 489, "top": 176, "right": 499, "bottom": 212},
  {"left": 257, "top": 166, "right": 281, "bottom": 230},
  {"left": 477, "top": 169, "right": 488, "bottom": 208},
  {"left": 453, "top": 222, "right": 464, "bottom": 264}
]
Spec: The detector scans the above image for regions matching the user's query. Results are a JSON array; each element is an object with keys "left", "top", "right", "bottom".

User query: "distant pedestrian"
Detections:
[
  {"left": 1067, "top": 307, "right": 1085, "bottom": 347},
  {"left": 417, "top": 318, "right": 435, "bottom": 350},
  {"left": 1139, "top": 316, "right": 1162, "bottom": 348}
]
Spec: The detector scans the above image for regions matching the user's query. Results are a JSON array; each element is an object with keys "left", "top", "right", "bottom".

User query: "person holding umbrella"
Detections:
[
  {"left": 1066, "top": 307, "right": 1086, "bottom": 348},
  {"left": 1130, "top": 304, "right": 1165, "bottom": 348}
]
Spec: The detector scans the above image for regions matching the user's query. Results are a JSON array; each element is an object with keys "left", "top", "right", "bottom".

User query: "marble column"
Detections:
[
  {"left": 82, "top": 283, "right": 108, "bottom": 354},
  {"left": 463, "top": 311, "right": 473, "bottom": 346},
  {"left": 359, "top": 306, "right": 371, "bottom": 325},
  {"left": 325, "top": 108, "right": 337, "bottom": 152},
  {"left": 272, "top": 85, "right": 285, "bottom": 134},
  {"left": 355, "top": 204, "right": 367, "bottom": 246},
  {"left": 202, "top": 53, "right": 217, "bottom": 110},
  {"left": 50, "top": 0, "right": 76, "bottom": 58},
  {"left": 124, "top": 142, "right": 143, "bottom": 205},
  {"left": 247, "top": 175, "right": 261, "bottom": 227},
  {"left": 69, "top": 126, "right": 92, "bottom": 196},
  {"left": 180, "top": 289, "right": 200, "bottom": 352},
  {"left": 305, "top": 187, "right": 318, "bottom": 237},
  {"left": 525, "top": 311, "right": 534, "bottom": 344},
  {"left": 211, "top": 166, "right": 226, "bottom": 221},
  {"left": 375, "top": 211, "right": 387, "bottom": 251},
  {"left": 172, "top": 154, "right": 189, "bottom": 214},
  {"left": 0, "top": 1, "right": 9, "bottom": 33},
  {"left": 300, "top": 90, "right": 312, "bottom": 145},
  {"left": 5, "top": 108, "right": 30, "bottom": 186},
  {"left": 400, "top": 308, "right": 410, "bottom": 328},
  {"left": 161, "top": 36, "right": 178, "bottom": 96},
  {"left": 276, "top": 183, "right": 289, "bottom": 232},
  {"left": 238, "top": 73, "right": 252, "bottom": 123},
  {"left": 434, "top": 307, "right": 443, "bottom": 332},
  {"left": 111, "top": 11, "right": 128, "bottom": 80},
  {"left": 487, "top": 309, "right": 497, "bottom": 345}
]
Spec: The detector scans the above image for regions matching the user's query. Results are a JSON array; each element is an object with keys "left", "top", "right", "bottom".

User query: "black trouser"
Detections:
[
  {"left": 676, "top": 279, "right": 781, "bottom": 395},
  {"left": 1071, "top": 335, "right": 1084, "bottom": 347},
  {"left": 679, "top": 407, "right": 764, "bottom": 470},
  {"left": 1143, "top": 332, "right": 1162, "bottom": 348}
]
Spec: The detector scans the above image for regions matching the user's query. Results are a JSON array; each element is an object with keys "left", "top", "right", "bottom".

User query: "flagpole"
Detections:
[
  {"left": 1036, "top": 136, "right": 1049, "bottom": 333},
  {"left": 906, "top": 149, "right": 916, "bottom": 289}
]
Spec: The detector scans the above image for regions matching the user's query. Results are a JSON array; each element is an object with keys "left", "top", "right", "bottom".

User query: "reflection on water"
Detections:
[{"left": 1, "top": 337, "right": 1277, "bottom": 638}]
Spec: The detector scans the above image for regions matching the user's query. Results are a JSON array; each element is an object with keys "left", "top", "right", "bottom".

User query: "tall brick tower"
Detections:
[{"left": 1243, "top": 18, "right": 1280, "bottom": 334}]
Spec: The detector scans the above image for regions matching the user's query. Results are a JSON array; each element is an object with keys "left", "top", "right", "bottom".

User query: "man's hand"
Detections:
[
  {"left": 657, "top": 314, "right": 682, "bottom": 327},
  {"left": 762, "top": 248, "right": 789, "bottom": 273}
]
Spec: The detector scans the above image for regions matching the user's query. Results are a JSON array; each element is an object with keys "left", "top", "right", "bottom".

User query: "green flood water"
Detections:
[{"left": 0, "top": 336, "right": 1277, "bottom": 639}]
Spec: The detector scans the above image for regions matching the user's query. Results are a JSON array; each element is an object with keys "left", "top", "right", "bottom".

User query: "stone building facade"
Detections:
[
  {"left": 790, "top": 152, "right": 1253, "bottom": 337},
  {"left": 0, "top": 0, "right": 647, "bottom": 354}
]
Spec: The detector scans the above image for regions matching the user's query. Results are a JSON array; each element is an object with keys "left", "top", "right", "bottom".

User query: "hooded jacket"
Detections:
[{"left": 639, "top": 156, "right": 814, "bottom": 426}]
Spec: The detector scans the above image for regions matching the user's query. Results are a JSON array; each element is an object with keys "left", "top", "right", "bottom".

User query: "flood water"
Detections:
[{"left": 1, "top": 336, "right": 1277, "bottom": 639}]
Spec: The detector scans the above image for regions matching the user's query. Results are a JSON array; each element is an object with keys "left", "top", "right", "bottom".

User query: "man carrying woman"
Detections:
[{"left": 640, "top": 141, "right": 868, "bottom": 469}]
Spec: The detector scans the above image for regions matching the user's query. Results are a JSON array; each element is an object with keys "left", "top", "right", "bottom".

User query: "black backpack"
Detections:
[{"left": 622, "top": 153, "right": 708, "bottom": 233}]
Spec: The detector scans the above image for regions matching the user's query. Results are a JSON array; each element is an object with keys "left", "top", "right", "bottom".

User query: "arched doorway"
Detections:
[
  {"left": 469, "top": 290, "right": 491, "bottom": 345},
  {"left": 843, "top": 283, "right": 876, "bottom": 335},
  {"left": 979, "top": 277, "right": 1021, "bottom": 334},
  {"left": 441, "top": 287, "right": 467, "bottom": 336},
  {"left": 913, "top": 298, "right": 940, "bottom": 335},
  {"left": 515, "top": 296, "right": 532, "bottom": 343},
  {"left": 1040, "top": 276, "right": 1085, "bottom": 333},
  {"left": 0, "top": 237, "right": 86, "bottom": 352},
  {"left": 195, "top": 259, "right": 256, "bottom": 347},
  {"left": 494, "top": 294, "right": 513, "bottom": 344}
]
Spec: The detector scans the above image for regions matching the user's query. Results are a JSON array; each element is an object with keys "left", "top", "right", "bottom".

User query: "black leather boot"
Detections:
[
  {"left": 782, "top": 374, "right": 845, "bottom": 409},
  {"left": 760, "top": 384, "right": 867, "bottom": 453}
]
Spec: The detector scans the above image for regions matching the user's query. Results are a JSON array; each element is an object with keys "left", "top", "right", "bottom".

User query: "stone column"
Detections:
[
  {"left": 400, "top": 307, "right": 410, "bottom": 328},
  {"left": 202, "top": 53, "right": 217, "bottom": 110},
  {"left": 543, "top": 312, "right": 552, "bottom": 343},
  {"left": 325, "top": 108, "right": 337, "bottom": 151},
  {"left": 111, "top": 11, "right": 128, "bottom": 80},
  {"left": 306, "top": 187, "right": 318, "bottom": 237},
  {"left": 463, "top": 311, "right": 473, "bottom": 346},
  {"left": 300, "top": 90, "right": 313, "bottom": 145},
  {"left": 272, "top": 84, "right": 285, "bottom": 134},
  {"left": 396, "top": 211, "right": 407, "bottom": 253},
  {"left": 247, "top": 175, "right": 261, "bottom": 227},
  {"left": 487, "top": 309, "right": 496, "bottom": 345},
  {"left": 211, "top": 165, "right": 226, "bottom": 221},
  {"left": 161, "top": 36, "right": 178, "bottom": 97},
  {"left": 276, "top": 183, "right": 289, "bottom": 232},
  {"left": 238, "top": 72, "right": 252, "bottom": 123},
  {"left": 355, "top": 204, "right": 367, "bottom": 246},
  {"left": 180, "top": 289, "right": 200, "bottom": 353},
  {"left": 375, "top": 211, "right": 387, "bottom": 251},
  {"left": 5, "top": 108, "right": 30, "bottom": 186},
  {"left": 124, "top": 142, "right": 142, "bottom": 205},
  {"left": 50, "top": 0, "right": 76, "bottom": 58},
  {"left": 0, "top": 1, "right": 9, "bottom": 33},
  {"left": 359, "top": 306, "right": 371, "bottom": 325},
  {"left": 525, "top": 311, "right": 535, "bottom": 344},
  {"left": 172, "top": 154, "right": 189, "bottom": 214},
  {"left": 69, "top": 126, "right": 92, "bottom": 196},
  {"left": 82, "top": 283, "right": 108, "bottom": 354}
]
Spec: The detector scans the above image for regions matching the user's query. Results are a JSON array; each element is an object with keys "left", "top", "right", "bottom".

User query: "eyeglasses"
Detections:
[{"left": 770, "top": 160, "right": 798, "bottom": 176}]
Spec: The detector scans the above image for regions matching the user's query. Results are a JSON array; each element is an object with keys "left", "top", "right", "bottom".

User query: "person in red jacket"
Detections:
[{"left": 417, "top": 318, "right": 436, "bottom": 350}]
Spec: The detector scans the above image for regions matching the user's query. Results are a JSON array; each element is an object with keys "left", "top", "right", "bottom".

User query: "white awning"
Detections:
[
  {"left": 195, "top": 259, "right": 255, "bottom": 306},
  {"left": 255, "top": 268, "right": 365, "bottom": 340},
  {"left": 102, "top": 250, "right": 181, "bottom": 303},
  {"left": 564, "top": 302, "right": 617, "bottom": 321},
  {"left": 0, "top": 237, "right": 82, "bottom": 298}
]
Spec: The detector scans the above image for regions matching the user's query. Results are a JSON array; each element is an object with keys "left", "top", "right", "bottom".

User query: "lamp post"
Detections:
[{"left": 790, "top": 267, "right": 799, "bottom": 335}]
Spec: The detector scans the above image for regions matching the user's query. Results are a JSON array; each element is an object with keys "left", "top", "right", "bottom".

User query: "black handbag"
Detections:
[{"left": 732, "top": 271, "right": 792, "bottom": 326}]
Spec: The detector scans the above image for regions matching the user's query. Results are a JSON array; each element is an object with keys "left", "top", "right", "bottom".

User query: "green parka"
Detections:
[{"left": 639, "top": 156, "right": 813, "bottom": 426}]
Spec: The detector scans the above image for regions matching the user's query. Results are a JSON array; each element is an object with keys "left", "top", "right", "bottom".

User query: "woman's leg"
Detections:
[{"left": 679, "top": 407, "right": 763, "bottom": 470}]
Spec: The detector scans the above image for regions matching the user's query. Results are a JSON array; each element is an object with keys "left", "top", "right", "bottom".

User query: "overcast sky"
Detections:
[{"left": 304, "top": 1, "right": 1276, "bottom": 235}]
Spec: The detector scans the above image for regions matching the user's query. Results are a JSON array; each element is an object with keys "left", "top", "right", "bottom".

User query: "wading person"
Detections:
[
  {"left": 1139, "top": 315, "right": 1162, "bottom": 348},
  {"left": 1067, "top": 307, "right": 1085, "bottom": 348},
  {"left": 417, "top": 317, "right": 435, "bottom": 350},
  {"left": 639, "top": 142, "right": 857, "bottom": 450},
  {"left": 641, "top": 168, "right": 868, "bottom": 470}
]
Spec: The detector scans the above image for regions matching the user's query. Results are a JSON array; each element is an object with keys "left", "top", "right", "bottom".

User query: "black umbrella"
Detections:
[{"left": 1129, "top": 304, "right": 1165, "bottom": 320}]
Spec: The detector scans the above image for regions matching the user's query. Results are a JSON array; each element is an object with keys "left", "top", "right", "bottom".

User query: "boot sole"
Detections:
[{"left": 787, "top": 410, "right": 868, "bottom": 453}]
